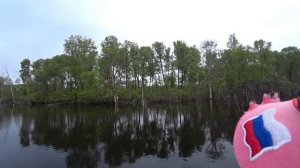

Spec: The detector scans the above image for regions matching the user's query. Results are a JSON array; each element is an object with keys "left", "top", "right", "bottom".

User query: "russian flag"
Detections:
[{"left": 243, "top": 108, "right": 291, "bottom": 160}]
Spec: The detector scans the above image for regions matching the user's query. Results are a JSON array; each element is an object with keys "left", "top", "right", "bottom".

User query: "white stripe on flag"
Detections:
[{"left": 262, "top": 108, "right": 291, "bottom": 148}]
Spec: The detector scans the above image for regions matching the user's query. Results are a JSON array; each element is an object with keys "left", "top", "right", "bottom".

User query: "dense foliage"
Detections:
[{"left": 2, "top": 34, "right": 300, "bottom": 105}]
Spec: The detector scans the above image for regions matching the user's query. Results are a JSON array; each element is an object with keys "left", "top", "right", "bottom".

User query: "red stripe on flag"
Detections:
[{"left": 244, "top": 120, "right": 262, "bottom": 157}]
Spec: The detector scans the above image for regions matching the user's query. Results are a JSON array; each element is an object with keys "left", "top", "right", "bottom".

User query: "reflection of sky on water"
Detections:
[
  {"left": 0, "top": 117, "right": 65, "bottom": 168},
  {"left": 119, "top": 141, "right": 236, "bottom": 168}
]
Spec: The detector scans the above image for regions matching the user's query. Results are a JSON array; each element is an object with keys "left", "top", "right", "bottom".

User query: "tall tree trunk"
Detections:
[
  {"left": 114, "top": 94, "right": 118, "bottom": 107},
  {"left": 137, "top": 74, "right": 140, "bottom": 89},
  {"left": 125, "top": 55, "right": 129, "bottom": 88},
  {"left": 141, "top": 75, "right": 145, "bottom": 106},
  {"left": 177, "top": 68, "right": 180, "bottom": 88},
  {"left": 135, "top": 74, "right": 138, "bottom": 89},
  {"left": 160, "top": 58, "right": 165, "bottom": 86},
  {"left": 181, "top": 71, "right": 185, "bottom": 87},
  {"left": 208, "top": 64, "right": 213, "bottom": 100},
  {"left": 208, "top": 78, "right": 213, "bottom": 100},
  {"left": 110, "top": 65, "right": 118, "bottom": 107},
  {"left": 207, "top": 53, "right": 213, "bottom": 100}
]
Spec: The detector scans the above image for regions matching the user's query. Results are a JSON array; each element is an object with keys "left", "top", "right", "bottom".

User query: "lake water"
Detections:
[{"left": 0, "top": 103, "right": 241, "bottom": 168}]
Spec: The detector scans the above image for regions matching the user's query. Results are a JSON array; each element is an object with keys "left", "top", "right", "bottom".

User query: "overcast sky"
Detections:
[{"left": 1, "top": 0, "right": 300, "bottom": 80}]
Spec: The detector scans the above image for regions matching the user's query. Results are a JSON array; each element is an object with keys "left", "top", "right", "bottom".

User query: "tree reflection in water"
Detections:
[
  {"left": 3, "top": 103, "right": 240, "bottom": 167},
  {"left": 20, "top": 110, "right": 31, "bottom": 147}
]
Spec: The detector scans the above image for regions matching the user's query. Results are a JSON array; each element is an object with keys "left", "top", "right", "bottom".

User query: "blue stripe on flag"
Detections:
[{"left": 253, "top": 115, "right": 273, "bottom": 148}]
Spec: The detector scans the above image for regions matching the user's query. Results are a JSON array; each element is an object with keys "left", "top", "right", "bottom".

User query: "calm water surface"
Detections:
[{"left": 0, "top": 103, "right": 241, "bottom": 168}]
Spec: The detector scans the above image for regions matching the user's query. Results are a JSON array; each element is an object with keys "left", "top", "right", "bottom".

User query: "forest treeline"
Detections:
[{"left": 1, "top": 34, "right": 300, "bottom": 106}]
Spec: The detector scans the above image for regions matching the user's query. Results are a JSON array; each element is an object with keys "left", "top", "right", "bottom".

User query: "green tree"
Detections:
[
  {"left": 139, "top": 46, "right": 154, "bottom": 104},
  {"left": 128, "top": 42, "right": 140, "bottom": 88},
  {"left": 152, "top": 42, "right": 166, "bottom": 86},
  {"left": 253, "top": 39, "right": 275, "bottom": 79},
  {"left": 221, "top": 45, "right": 259, "bottom": 92},
  {"left": 20, "top": 58, "right": 31, "bottom": 97},
  {"left": 278, "top": 46, "right": 300, "bottom": 83},
  {"left": 163, "top": 47, "right": 176, "bottom": 87},
  {"left": 226, "top": 34, "right": 239, "bottom": 49},
  {"left": 64, "top": 35, "right": 98, "bottom": 89},
  {"left": 64, "top": 35, "right": 98, "bottom": 70},
  {"left": 147, "top": 47, "right": 157, "bottom": 86},
  {"left": 187, "top": 46, "right": 201, "bottom": 85},
  {"left": 119, "top": 41, "right": 132, "bottom": 88},
  {"left": 173, "top": 41, "right": 190, "bottom": 88},
  {"left": 201, "top": 40, "right": 218, "bottom": 100},
  {"left": 20, "top": 58, "right": 31, "bottom": 84},
  {"left": 31, "top": 59, "right": 47, "bottom": 94},
  {"left": 100, "top": 35, "right": 121, "bottom": 106},
  {"left": 18, "top": 33, "right": 300, "bottom": 104}
]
